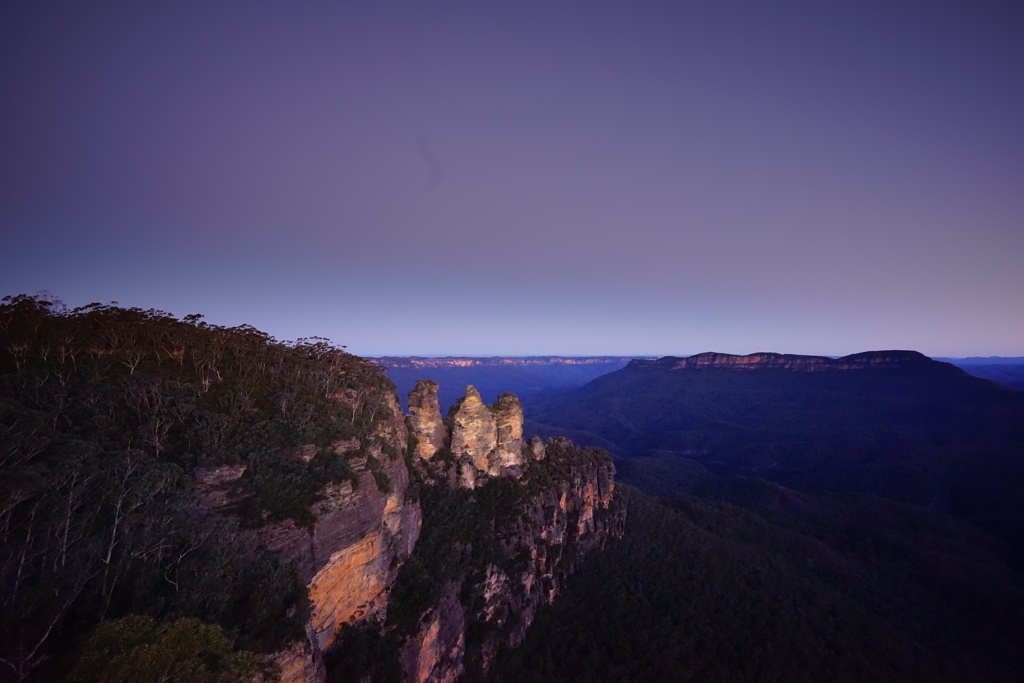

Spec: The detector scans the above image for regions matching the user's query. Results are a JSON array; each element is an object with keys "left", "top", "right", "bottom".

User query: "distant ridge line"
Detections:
[
  {"left": 628, "top": 350, "right": 935, "bottom": 372},
  {"left": 370, "top": 356, "right": 647, "bottom": 369}
]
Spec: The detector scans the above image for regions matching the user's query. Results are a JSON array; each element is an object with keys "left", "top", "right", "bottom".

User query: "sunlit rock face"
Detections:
[
  {"left": 492, "top": 392, "right": 525, "bottom": 473},
  {"left": 401, "top": 584, "right": 466, "bottom": 683},
  {"left": 448, "top": 386, "right": 499, "bottom": 487},
  {"left": 261, "top": 383, "right": 623, "bottom": 683},
  {"left": 407, "top": 380, "right": 447, "bottom": 460},
  {"left": 445, "top": 386, "right": 527, "bottom": 487},
  {"left": 267, "top": 393, "right": 422, "bottom": 683}
]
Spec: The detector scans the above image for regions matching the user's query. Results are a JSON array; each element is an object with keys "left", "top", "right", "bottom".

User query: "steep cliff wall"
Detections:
[
  {"left": 272, "top": 383, "right": 623, "bottom": 683},
  {"left": 267, "top": 393, "right": 422, "bottom": 682},
  {"left": 396, "top": 428, "right": 624, "bottom": 683}
]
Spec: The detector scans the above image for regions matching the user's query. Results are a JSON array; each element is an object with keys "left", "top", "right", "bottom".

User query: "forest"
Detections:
[{"left": 488, "top": 484, "right": 1024, "bottom": 682}]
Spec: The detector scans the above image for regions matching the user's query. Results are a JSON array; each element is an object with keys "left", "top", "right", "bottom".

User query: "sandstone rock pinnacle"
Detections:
[
  {"left": 444, "top": 385, "right": 528, "bottom": 488},
  {"left": 407, "top": 380, "right": 447, "bottom": 460},
  {"left": 448, "top": 386, "right": 498, "bottom": 487},
  {"left": 528, "top": 435, "right": 546, "bottom": 461},
  {"left": 492, "top": 392, "right": 525, "bottom": 471}
]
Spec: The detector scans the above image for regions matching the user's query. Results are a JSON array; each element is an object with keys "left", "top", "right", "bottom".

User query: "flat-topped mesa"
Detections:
[
  {"left": 406, "top": 380, "right": 447, "bottom": 460},
  {"left": 628, "top": 350, "right": 935, "bottom": 372}
]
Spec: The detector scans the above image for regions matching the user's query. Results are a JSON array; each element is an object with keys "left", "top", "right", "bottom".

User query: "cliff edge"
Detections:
[{"left": 321, "top": 382, "right": 625, "bottom": 683}]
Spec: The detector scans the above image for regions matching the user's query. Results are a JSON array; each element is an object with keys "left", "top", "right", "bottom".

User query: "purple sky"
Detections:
[{"left": 2, "top": 1, "right": 1022, "bottom": 356}]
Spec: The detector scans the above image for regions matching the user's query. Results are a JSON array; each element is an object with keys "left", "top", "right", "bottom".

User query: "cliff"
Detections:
[
  {"left": 375, "top": 357, "right": 638, "bottom": 369},
  {"left": 235, "top": 381, "right": 623, "bottom": 683},
  {"left": 267, "top": 393, "right": 422, "bottom": 682},
  {"left": 324, "top": 383, "right": 625, "bottom": 683},
  {"left": 0, "top": 297, "right": 621, "bottom": 683},
  {"left": 397, "top": 436, "right": 623, "bottom": 682}
]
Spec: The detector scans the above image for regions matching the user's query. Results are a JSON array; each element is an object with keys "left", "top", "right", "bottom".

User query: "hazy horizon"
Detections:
[{"left": 3, "top": 1, "right": 1022, "bottom": 357}]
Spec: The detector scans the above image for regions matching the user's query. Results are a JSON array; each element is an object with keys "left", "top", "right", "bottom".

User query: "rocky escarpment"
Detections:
[
  {"left": 397, "top": 434, "right": 623, "bottom": 681},
  {"left": 376, "top": 356, "right": 639, "bottom": 369},
  {"left": 324, "top": 383, "right": 625, "bottom": 683},
  {"left": 0, "top": 297, "right": 623, "bottom": 683},
  {"left": 408, "top": 380, "right": 447, "bottom": 461},
  {"left": 392, "top": 439, "right": 622, "bottom": 682},
  {"left": 260, "top": 393, "right": 422, "bottom": 682},
  {"left": 199, "top": 381, "right": 625, "bottom": 683}
]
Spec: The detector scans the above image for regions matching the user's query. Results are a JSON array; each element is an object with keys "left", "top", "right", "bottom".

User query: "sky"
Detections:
[{"left": 2, "top": 0, "right": 1022, "bottom": 357}]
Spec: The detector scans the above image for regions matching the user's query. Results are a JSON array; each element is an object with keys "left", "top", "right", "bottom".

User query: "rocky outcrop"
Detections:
[
  {"left": 258, "top": 384, "right": 622, "bottom": 683},
  {"left": 400, "top": 585, "right": 466, "bottom": 683},
  {"left": 527, "top": 435, "right": 546, "bottom": 461},
  {"left": 407, "top": 380, "right": 447, "bottom": 460},
  {"left": 448, "top": 386, "right": 499, "bottom": 488},
  {"left": 492, "top": 393, "right": 525, "bottom": 473},
  {"left": 474, "top": 438, "right": 621, "bottom": 668},
  {"left": 414, "top": 385, "right": 529, "bottom": 488}
]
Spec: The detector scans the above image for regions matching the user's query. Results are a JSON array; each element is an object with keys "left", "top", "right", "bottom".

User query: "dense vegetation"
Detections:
[
  {"left": 0, "top": 295, "right": 394, "bottom": 682},
  {"left": 529, "top": 354, "right": 1024, "bottom": 556},
  {"left": 488, "top": 484, "right": 1024, "bottom": 683}
]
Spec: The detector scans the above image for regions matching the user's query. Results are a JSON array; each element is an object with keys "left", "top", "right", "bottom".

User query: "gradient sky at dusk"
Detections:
[{"left": 2, "top": 1, "right": 1022, "bottom": 356}]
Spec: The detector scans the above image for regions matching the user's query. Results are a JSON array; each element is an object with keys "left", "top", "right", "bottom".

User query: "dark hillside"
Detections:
[
  {"left": 528, "top": 351, "right": 1024, "bottom": 553},
  {"left": 487, "top": 485, "right": 1024, "bottom": 683},
  {"left": 955, "top": 363, "right": 1024, "bottom": 391}
]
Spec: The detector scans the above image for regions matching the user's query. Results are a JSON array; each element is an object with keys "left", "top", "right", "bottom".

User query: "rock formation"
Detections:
[
  {"left": 527, "top": 435, "right": 546, "bottom": 461},
  {"left": 407, "top": 380, "right": 447, "bottom": 460},
  {"left": 441, "top": 385, "right": 527, "bottom": 488},
  {"left": 398, "top": 436, "right": 624, "bottom": 682},
  {"left": 258, "top": 384, "right": 622, "bottom": 683},
  {"left": 447, "top": 386, "right": 499, "bottom": 487},
  {"left": 400, "top": 585, "right": 466, "bottom": 683},
  {"left": 492, "top": 392, "right": 525, "bottom": 472}
]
